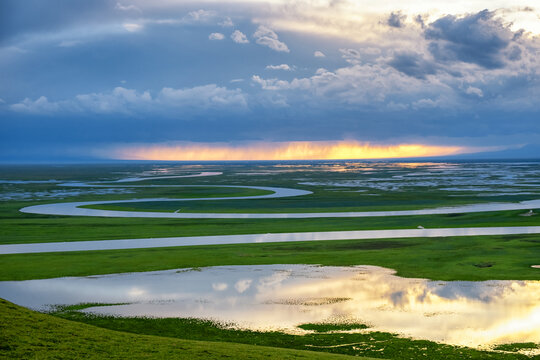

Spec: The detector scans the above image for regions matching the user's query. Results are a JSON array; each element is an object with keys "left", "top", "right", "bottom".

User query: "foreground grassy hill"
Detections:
[
  {"left": 3, "top": 299, "right": 538, "bottom": 359},
  {"left": 0, "top": 299, "right": 371, "bottom": 360}
]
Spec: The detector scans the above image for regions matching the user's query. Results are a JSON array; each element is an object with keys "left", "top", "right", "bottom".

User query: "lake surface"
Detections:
[{"left": 1, "top": 264, "right": 539, "bottom": 349}]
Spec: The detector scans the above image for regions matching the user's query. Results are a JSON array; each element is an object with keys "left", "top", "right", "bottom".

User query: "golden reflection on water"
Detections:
[
  {"left": 105, "top": 266, "right": 540, "bottom": 348},
  {"left": 1, "top": 265, "right": 539, "bottom": 349},
  {"left": 303, "top": 268, "right": 540, "bottom": 347}
]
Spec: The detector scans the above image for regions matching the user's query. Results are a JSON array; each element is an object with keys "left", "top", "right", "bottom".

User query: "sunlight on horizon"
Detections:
[{"left": 105, "top": 141, "right": 497, "bottom": 161}]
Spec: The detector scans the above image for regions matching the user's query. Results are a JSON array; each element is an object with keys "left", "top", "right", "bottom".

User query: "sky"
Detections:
[{"left": 1, "top": 0, "right": 540, "bottom": 161}]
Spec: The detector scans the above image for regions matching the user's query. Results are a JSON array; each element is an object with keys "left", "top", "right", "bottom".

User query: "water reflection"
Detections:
[{"left": 1, "top": 265, "right": 539, "bottom": 348}]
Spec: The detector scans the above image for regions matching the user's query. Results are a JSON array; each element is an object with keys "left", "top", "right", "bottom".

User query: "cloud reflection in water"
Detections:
[{"left": 0, "top": 265, "right": 539, "bottom": 348}]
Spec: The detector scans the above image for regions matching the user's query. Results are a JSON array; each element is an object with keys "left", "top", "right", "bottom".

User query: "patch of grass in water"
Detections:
[
  {"left": 267, "top": 297, "right": 351, "bottom": 306},
  {"left": 50, "top": 308, "right": 535, "bottom": 360},
  {"left": 51, "top": 302, "right": 130, "bottom": 312},
  {"left": 298, "top": 323, "right": 370, "bottom": 332},
  {"left": 176, "top": 267, "right": 203, "bottom": 273}
]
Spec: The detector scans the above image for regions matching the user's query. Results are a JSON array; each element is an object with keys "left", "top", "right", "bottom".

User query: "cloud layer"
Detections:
[
  {"left": 10, "top": 85, "right": 247, "bottom": 115},
  {"left": 1, "top": 1, "right": 540, "bottom": 160}
]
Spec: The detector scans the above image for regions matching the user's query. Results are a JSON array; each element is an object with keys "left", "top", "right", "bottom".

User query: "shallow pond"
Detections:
[{"left": 1, "top": 265, "right": 539, "bottom": 349}]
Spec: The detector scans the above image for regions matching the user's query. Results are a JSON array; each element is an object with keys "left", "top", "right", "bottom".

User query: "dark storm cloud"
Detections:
[
  {"left": 387, "top": 52, "right": 438, "bottom": 79},
  {"left": 425, "top": 10, "right": 516, "bottom": 69}
]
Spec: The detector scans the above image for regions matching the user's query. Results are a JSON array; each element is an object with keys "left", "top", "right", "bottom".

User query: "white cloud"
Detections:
[
  {"left": 74, "top": 87, "right": 152, "bottom": 113},
  {"left": 115, "top": 2, "right": 142, "bottom": 13},
  {"left": 230, "top": 78, "right": 244, "bottom": 83},
  {"left": 10, "top": 96, "right": 60, "bottom": 114},
  {"left": 266, "top": 64, "right": 292, "bottom": 71},
  {"left": 219, "top": 17, "right": 234, "bottom": 27},
  {"left": 123, "top": 23, "right": 142, "bottom": 32},
  {"left": 186, "top": 9, "right": 216, "bottom": 22},
  {"left": 465, "top": 86, "right": 484, "bottom": 97},
  {"left": 412, "top": 98, "right": 442, "bottom": 109},
  {"left": 253, "top": 26, "right": 289, "bottom": 52},
  {"left": 252, "top": 41, "right": 540, "bottom": 111},
  {"left": 252, "top": 63, "right": 453, "bottom": 107},
  {"left": 340, "top": 48, "right": 361, "bottom": 64},
  {"left": 159, "top": 84, "right": 247, "bottom": 108},
  {"left": 209, "top": 32, "right": 225, "bottom": 40},
  {"left": 252, "top": 75, "right": 310, "bottom": 91},
  {"left": 10, "top": 85, "right": 247, "bottom": 115},
  {"left": 314, "top": 50, "right": 326, "bottom": 57},
  {"left": 231, "top": 30, "right": 249, "bottom": 44}
]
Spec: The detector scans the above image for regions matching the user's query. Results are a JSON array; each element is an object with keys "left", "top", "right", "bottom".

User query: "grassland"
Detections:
[
  {"left": 2, "top": 234, "right": 539, "bottom": 281},
  {"left": 81, "top": 173, "right": 540, "bottom": 213},
  {"left": 1, "top": 162, "right": 540, "bottom": 359},
  {"left": 44, "top": 303, "right": 537, "bottom": 360},
  {"left": 2, "top": 162, "right": 539, "bottom": 246},
  {"left": 0, "top": 299, "right": 368, "bottom": 360},
  {"left": 2, "top": 200, "right": 540, "bottom": 245}
]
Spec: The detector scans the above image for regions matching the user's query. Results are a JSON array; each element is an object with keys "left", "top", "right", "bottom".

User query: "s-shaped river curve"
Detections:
[{"left": 4, "top": 171, "right": 540, "bottom": 254}]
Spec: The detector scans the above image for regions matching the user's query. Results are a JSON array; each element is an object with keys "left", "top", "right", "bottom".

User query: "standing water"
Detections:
[{"left": 1, "top": 264, "right": 539, "bottom": 349}]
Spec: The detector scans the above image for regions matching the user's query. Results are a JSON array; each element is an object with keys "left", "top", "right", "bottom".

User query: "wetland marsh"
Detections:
[
  {"left": 1, "top": 161, "right": 540, "bottom": 359},
  {"left": 2, "top": 264, "right": 539, "bottom": 350}
]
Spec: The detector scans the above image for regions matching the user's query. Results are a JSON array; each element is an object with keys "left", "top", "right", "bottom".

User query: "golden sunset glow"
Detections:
[
  {"left": 252, "top": 0, "right": 540, "bottom": 41},
  {"left": 107, "top": 141, "right": 490, "bottom": 161}
]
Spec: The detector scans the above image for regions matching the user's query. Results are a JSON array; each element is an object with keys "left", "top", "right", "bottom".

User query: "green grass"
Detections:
[
  {"left": 0, "top": 299, "right": 366, "bottom": 360},
  {"left": 48, "top": 306, "right": 537, "bottom": 360},
  {"left": 1, "top": 234, "right": 539, "bottom": 281},
  {"left": 2, "top": 163, "right": 540, "bottom": 359},
  {"left": 2, "top": 163, "right": 540, "bottom": 245},
  {"left": 2, "top": 200, "right": 540, "bottom": 244}
]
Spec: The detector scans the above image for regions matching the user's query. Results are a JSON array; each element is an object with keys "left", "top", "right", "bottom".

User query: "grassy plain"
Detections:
[
  {"left": 2, "top": 202, "right": 540, "bottom": 245},
  {"left": 1, "top": 163, "right": 540, "bottom": 281},
  {"left": 1, "top": 234, "right": 539, "bottom": 281},
  {"left": 0, "top": 299, "right": 367, "bottom": 360},
  {"left": 1, "top": 162, "right": 540, "bottom": 359},
  {"left": 83, "top": 172, "right": 540, "bottom": 213},
  {"left": 2, "top": 163, "right": 539, "bottom": 246}
]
